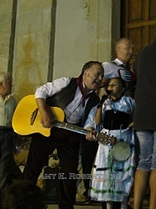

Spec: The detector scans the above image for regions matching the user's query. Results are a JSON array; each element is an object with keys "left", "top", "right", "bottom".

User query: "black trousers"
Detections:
[
  {"left": 80, "top": 137, "right": 98, "bottom": 197},
  {"left": 23, "top": 128, "right": 80, "bottom": 209},
  {"left": 0, "top": 128, "right": 20, "bottom": 192}
]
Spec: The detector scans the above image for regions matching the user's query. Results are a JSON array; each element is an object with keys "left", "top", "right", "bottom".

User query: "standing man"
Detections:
[
  {"left": 23, "top": 61, "right": 104, "bottom": 209},
  {"left": 133, "top": 42, "right": 156, "bottom": 209},
  {"left": 102, "top": 37, "right": 136, "bottom": 98},
  {"left": 0, "top": 72, "right": 18, "bottom": 193}
]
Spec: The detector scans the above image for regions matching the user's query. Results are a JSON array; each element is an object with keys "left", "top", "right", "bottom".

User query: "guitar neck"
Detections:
[
  {"left": 53, "top": 121, "right": 89, "bottom": 135},
  {"left": 53, "top": 121, "right": 116, "bottom": 145}
]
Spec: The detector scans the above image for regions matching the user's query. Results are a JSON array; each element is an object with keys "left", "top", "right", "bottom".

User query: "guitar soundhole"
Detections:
[{"left": 30, "top": 108, "right": 39, "bottom": 125}]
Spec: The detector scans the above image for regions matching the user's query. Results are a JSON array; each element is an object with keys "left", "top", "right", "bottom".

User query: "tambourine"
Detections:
[{"left": 112, "top": 141, "right": 131, "bottom": 161}]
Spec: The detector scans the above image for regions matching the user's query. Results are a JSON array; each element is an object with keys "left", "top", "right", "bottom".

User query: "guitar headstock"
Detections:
[{"left": 96, "top": 132, "right": 116, "bottom": 145}]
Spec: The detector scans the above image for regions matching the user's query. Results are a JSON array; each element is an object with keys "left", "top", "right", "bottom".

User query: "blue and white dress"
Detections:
[{"left": 88, "top": 96, "right": 136, "bottom": 202}]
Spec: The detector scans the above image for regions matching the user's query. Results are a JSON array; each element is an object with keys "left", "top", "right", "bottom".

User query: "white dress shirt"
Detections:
[
  {"left": 35, "top": 77, "right": 91, "bottom": 124},
  {"left": 102, "top": 58, "right": 126, "bottom": 78},
  {"left": 0, "top": 94, "right": 17, "bottom": 127}
]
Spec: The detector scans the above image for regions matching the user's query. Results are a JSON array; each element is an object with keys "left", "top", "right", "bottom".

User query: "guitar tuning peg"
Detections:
[{"left": 97, "top": 132, "right": 116, "bottom": 146}]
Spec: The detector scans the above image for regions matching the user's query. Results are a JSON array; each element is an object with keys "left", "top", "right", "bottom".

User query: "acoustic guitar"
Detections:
[{"left": 12, "top": 94, "right": 116, "bottom": 145}]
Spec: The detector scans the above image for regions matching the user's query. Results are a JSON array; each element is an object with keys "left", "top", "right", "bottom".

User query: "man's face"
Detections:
[
  {"left": 83, "top": 64, "right": 104, "bottom": 90},
  {"left": 0, "top": 78, "right": 12, "bottom": 98},
  {"left": 117, "top": 40, "right": 134, "bottom": 62}
]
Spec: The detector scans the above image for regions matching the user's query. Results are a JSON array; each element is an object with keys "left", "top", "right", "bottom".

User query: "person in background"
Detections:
[
  {"left": 102, "top": 37, "right": 136, "bottom": 98},
  {"left": 84, "top": 77, "right": 136, "bottom": 209},
  {"left": 23, "top": 61, "right": 104, "bottom": 209},
  {"left": 0, "top": 180, "right": 46, "bottom": 209},
  {"left": 133, "top": 42, "right": 156, "bottom": 209},
  {"left": 0, "top": 72, "right": 19, "bottom": 194}
]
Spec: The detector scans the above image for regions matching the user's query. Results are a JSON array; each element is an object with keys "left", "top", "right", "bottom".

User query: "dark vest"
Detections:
[{"left": 46, "top": 78, "right": 99, "bottom": 126}]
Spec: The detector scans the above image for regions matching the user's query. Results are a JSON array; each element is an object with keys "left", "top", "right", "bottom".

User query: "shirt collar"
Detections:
[
  {"left": 114, "top": 58, "right": 127, "bottom": 67},
  {"left": 0, "top": 93, "right": 13, "bottom": 102}
]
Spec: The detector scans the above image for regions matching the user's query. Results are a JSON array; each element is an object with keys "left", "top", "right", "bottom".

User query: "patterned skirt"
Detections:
[{"left": 89, "top": 128, "right": 136, "bottom": 202}]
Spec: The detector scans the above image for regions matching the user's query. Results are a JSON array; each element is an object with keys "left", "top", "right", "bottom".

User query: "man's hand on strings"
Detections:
[
  {"left": 40, "top": 107, "right": 55, "bottom": 128},
  {"left": 36, "top": 98, "right": 56, "bottom": 128},
  {"left": 85, "top": 127, "right": 97, "bottom": 141}
]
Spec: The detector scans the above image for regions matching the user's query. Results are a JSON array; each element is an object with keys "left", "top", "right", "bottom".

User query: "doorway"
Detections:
[{"left": 121, "top": 0, "right": 156, "bottom": 57}]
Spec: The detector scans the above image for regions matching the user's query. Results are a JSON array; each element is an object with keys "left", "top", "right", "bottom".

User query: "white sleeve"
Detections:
[
  {"left": 35, "top": 77, "right": 72, "bottom": 99},
  {"left": 83, "top": 106, "right": 97, "bottom": 129},
  {"left": 102, "top": 62, "right": 119, "bottom": 78}
]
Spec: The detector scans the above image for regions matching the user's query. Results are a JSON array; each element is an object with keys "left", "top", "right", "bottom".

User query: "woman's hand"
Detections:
[{"left": 128, "top": 122, "right": 134, "bottom": 129}]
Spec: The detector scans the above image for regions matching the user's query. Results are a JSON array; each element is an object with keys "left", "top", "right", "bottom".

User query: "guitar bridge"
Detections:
[{"left": 30, "top": 108, "right": 39, "bottom": 125}]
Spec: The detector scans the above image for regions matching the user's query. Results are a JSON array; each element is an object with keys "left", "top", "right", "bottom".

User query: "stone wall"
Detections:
[
  {"left": 0, "top": 0, "right": 13, "bottom": 72},
  {"left": 0, "top": 0, "right": 120, "bottom": 101}
]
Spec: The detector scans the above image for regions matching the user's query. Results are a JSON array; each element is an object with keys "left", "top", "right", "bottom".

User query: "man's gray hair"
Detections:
[{"left": 0, "top": 72, "right": 11, "bottom": 83}]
